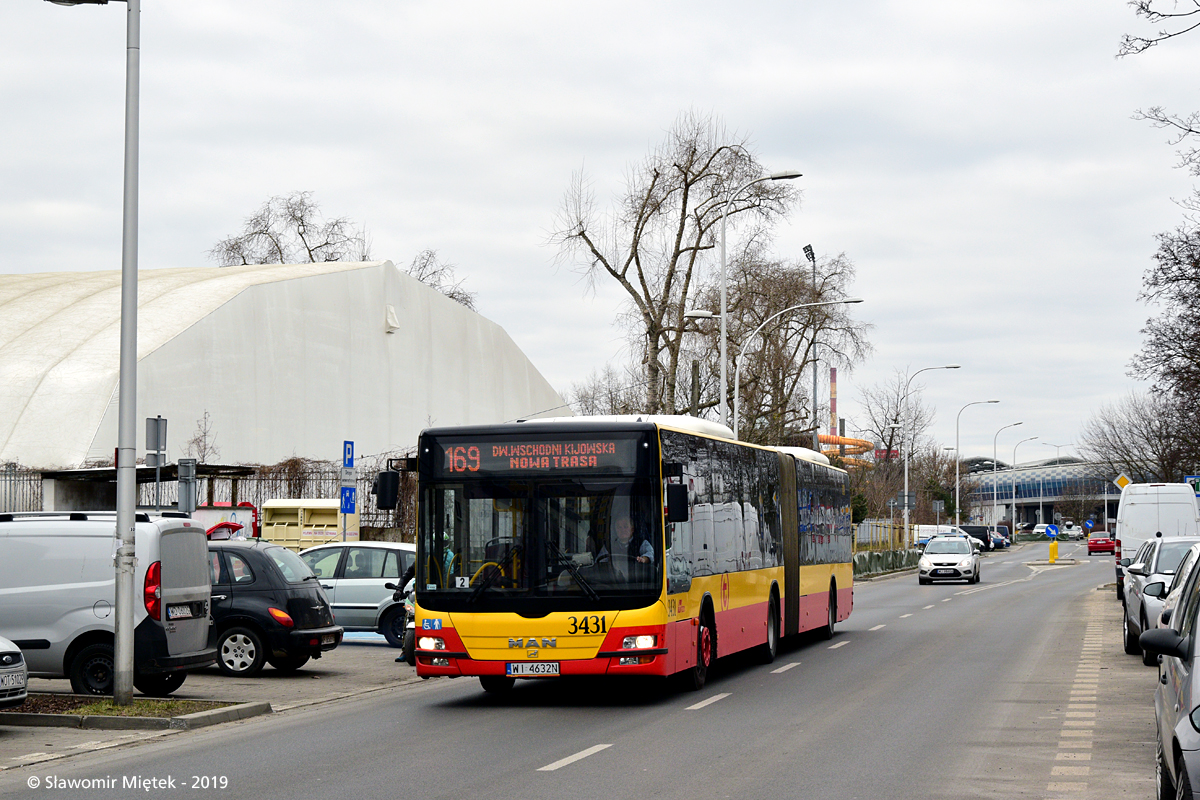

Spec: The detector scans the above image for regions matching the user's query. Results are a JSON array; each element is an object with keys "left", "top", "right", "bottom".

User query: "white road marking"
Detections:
[
  {"left": 828, "top": 641, "right": 849, "bottom": 649},
  {"left": 686, "top": 692, "right": 731, "bottom": 710},
  {"left": 537, "top": 744, "right": 613, "bottom": 771},
  {"left": 923, "top": 605, "right": 935, "bottom": 609},
  {"left": 899, "top": 613, "right": 913, "bottom": 618},
  {"left": 869, "top": 624, "right": 886, "bottom": 631},
  {"left": 771, "top": 662, "right": 800, "bottom": 674},
  {"left": 941, "top": 598, "right": 952, "bottom": 602}
]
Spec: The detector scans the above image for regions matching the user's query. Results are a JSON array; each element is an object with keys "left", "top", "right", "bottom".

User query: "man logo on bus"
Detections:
[
  {"left": 720, "top": 575, "right": 730, "bottom": 611},
  {"left": 508, "top": 638, "right": 557, "bottom": 649}
]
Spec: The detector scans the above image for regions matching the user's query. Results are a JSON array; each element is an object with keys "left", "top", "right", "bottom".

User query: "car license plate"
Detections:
[
  {"left": 506, "top": 662, "right": 560, "bottom": 677},
  {"left": 321, "top": 634, "right": 336, "bottom": 645},
  {"left": 934, "top": 569, "right": 953, "bottom": 575},
  {"left": 0, "top": 673, "right": 25, "bottom": 689},
  {"left": 166, "top": 604, "right": 194, "bottom": 620}
]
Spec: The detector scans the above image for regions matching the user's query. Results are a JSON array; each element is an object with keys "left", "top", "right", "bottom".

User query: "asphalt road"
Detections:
[{"left": 0, "top": 541, "right": 1158, "bottom": 800}]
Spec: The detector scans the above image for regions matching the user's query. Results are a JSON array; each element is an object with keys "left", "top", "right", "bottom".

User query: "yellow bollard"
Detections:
[{"left": 1049, "top": 538, "right": 1058, "bottom": 564}]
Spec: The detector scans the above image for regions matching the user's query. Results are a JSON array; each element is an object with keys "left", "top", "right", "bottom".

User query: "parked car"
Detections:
[
  {"left": 1138, "top": 559, "right": 1200, "bottom": 799},
  {"left": 1149, "top": 543, "right": 1200, "bottom": 632},
  {"left": 1123, "top": 535, "right": 1200, "bottom": 665},
  {"left": 209, "top": 540, "right": 344, "bottom": 677},
  {"left": 1033, "top": 523, "right": 1051, "bottom": 537},
  {"left": 299, "top": 541, "right": 416, "bottom": 647},
  {"left": 0, "top": 636, "right": 27, "bottom": 710},
  {"left": 957, "top": 525, "right": 994, "bottom": 552},
  {"left": 990, "top": 530, "right": 1008, "bottom": 549},
  {"left": 1087, "top": 529, "right": 1116, "bottom": 556},
  {"left": 918, "top": 536, "right": 981, "bottom": 584},
  {"left": 1062, "top": 522, "right": 1084, "bottom": 541},
  {"left": 0, "top": 511, "right": 215, "bottom": 696}
]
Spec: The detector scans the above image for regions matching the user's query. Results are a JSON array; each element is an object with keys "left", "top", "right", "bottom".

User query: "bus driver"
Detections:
[{"left": 597, "top": 517, "right": 653, "bottom": 577}]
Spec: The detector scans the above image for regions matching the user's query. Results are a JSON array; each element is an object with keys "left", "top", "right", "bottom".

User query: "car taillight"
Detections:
[
  {"left": 144, "top": 561, "right": 161, "bottom": 620},
  {"left": 268, "top": 607, "right": 295, "bottom": 628},
  {"left": 1115, "top": 539, "right": 1122, "bottom": 561}
]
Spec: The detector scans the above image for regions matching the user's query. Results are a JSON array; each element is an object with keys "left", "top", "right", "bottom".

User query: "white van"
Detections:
[
  {"left": 1114, "top": 483, "right": 1200, "bottom": 599},
  {"left": 0, "top": 512, "right": 216, "bottom": 696}
]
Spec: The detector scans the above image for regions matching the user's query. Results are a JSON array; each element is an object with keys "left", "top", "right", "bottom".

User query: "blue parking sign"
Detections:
[
  {"left": 343, "top": 441, "right": 354, "bottom": 469},
  {"left": 340, "top": 486, "right": 356, "bottom": 515}
]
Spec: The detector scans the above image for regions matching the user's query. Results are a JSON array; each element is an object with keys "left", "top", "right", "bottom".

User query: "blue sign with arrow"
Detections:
[{"left": 1046, "top": 524, "right": 1059, "bottom": 538}]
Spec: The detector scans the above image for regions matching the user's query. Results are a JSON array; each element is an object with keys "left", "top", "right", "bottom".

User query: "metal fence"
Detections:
[
  {"left": 855, "top": 519, "right": 907, "bottom": 552},
  {"left": 0, "top": 465, "right": 42, "bottom": 513}
]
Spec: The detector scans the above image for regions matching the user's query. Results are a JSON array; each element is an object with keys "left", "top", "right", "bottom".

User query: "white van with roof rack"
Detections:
[{"left": 0, "top": 511, "right": 216, "bottom": 696}]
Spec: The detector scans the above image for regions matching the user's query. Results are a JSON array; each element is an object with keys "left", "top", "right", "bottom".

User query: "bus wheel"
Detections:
[
  {"left": 758, "top": 595, "right": 779, "bottom": 664},
  {"left": 686, "top": 615, "right": 714, "bottom": 691},
  {"left": 480, "top": 675, "right": 515, "bottom": 694},
  {"left": 821, "top": 584, "right": 837, "bottom": 640}
]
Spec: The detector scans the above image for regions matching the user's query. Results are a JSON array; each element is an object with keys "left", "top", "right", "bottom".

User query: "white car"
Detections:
[
  {"left": 299, "top": 541, "right": 416, "bottom": 647},
  {"left": 918, "top": 536, "right": 981, "bottom": 585},
  {"left": 0, "top": 635, "right": 27, "bottom": 709}
]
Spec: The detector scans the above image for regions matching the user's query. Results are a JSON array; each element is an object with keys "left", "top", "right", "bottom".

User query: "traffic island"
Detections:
[{"left": 0, "top": 694, "right": 272, "bottom": 730}]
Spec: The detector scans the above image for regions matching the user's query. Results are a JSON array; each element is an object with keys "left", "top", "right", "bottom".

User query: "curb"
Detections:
[{"left": 0, "top": 701, "right": 272, "bottom": 730}]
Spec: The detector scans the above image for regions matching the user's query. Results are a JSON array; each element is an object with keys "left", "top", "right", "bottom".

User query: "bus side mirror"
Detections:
[
  {"left": 374, "top": 471, "right": 401, "bottom": 510},
  {"left": 665, "top": 484, "right": 689, "bottom": 523}
]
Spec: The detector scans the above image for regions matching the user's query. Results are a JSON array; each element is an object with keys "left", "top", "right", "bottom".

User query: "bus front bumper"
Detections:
[{"left": 414, "top": 649, "right": 670, "bottom": 677}]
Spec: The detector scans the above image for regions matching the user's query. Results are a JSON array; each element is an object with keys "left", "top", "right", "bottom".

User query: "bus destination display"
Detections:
[{"left": 432, "top": 437, "right": 640, "bottom": 476}]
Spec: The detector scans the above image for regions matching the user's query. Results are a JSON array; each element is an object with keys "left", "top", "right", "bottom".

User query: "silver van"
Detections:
[{"left": 0, "top": 512, "right": 216, "bottom": 696}]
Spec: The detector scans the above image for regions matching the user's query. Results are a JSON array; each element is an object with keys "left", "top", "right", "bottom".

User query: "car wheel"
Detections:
[
  {"left": 267, "top": 653, "right": 311, "bottom": 673},
  {"left": 1179, "top": 752, "right": 1194, "bottom": 800},
  {"left": 758, "top": 594, "right": 779, "bottom": 664},
  {"left": 402, "top": 628, "right": 416, "bottom": 667},
  {"left": 1158, "top": 730, "right": 1176, "bottom": 800},
  {"left": 217, "top": 627, "right": 266, "bottom": 677},
  {"left": 69, "top": 643, "right": 115, "bottom": 695},
  {"left": 133, "top": 671, "right": 186, "bottom": 697},
  {"left": 479, "top": 675, "right": 515, "bottom": 694},
  {"left": 380, "top": 606, "right": 406, "bottom": 648},
  {"left": 1123, "top": 611, "right": 1141, "bottom": 655},
  {"left": 1143, "top": 616, "right": 1161, "bottom": 666}
]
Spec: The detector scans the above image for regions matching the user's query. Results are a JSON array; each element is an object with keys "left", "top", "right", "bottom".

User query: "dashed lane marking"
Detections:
[
  {"left": 869, "top": 624, "right": 886, "bottom": 631},
  {"left": 686, "top": 692, "right": 731, "bottom": 710},
  {"left": 537, "top": 744, "right": 613, "bottom": 771},
  {"left": 828, "top": 641, "right": 849, "bottom": 650},
  {"left": 771, "top": 662, "right": 800, "bottom": 674}
]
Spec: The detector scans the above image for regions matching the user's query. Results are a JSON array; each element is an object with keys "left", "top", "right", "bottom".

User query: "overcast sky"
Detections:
[{"left": 3, "top": 1, "right": 1196, "bottom": 465}]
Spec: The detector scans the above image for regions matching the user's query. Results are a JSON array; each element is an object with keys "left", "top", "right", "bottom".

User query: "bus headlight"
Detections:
[
  {"left": 418, "top": 637, "right": 445, "bottom": 651},
  {"left": 623, "top": 635, "right": 657, "bottom": 649}
]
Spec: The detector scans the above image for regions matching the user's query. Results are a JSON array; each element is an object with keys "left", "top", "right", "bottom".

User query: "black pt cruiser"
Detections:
[{"left": 208, "top": 540, "right": 343, "bottom": 676}]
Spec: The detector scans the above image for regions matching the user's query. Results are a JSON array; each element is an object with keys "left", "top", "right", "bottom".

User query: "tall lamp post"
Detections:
[
  {"left": 1043, "top": 441, "right": 1071, "bottom": 462},
  {"left": 716, "top": 170, "right": 802, "bottom": 428},
  {"left": 954, "top": 399, "right": 1000, "bottom": 526},
  {"left": 731, "top": 298, "right": 864, "bottom": 439},
  {"left": 46, "top": 0, "right": 141, "bottom": 706},
  {"left": 1012, "top": 435, "right": 1038, "bottom": 531},
  {"left": 992, "top": 422, "right": 1022, "bottom": 529},
  {"left": 902, "top": 365, "right": 961, "bottom": 544}
]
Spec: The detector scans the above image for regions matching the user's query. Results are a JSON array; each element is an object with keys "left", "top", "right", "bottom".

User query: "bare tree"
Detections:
[
  {"left": 685, "top": 251, "right": 870, "bottom": 444},
  {"left": 186, "top": 411, "right": 220, "bottom": 464},
  {"left": 551, "top": 111, "right": 798, "bottom": 414},
  {"left": 407, "top": 249, "right": 477, "bottom": 311},
  {"left": 566, "top": 364, "right": 645, "bottom": 416},
  {"left": 1078, "top": 391, "right": 1200, "bottom": 482},
  {"left": 209, "top": 191, "right": 372, "bottom": 266},
  {"left": 855, "top": 368, "right": 937, "bottom": 464},
  {"left": 1120, "top": 1, "right": 1200, "bottom": 56},
  {"left": 1130, "top": 216, "right": 1200, "bottom": 398}
]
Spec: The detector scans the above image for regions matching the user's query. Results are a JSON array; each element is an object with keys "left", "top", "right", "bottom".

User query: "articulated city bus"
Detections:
[{"left": 400, "top": 415, "right": 852, "bottom": 693}]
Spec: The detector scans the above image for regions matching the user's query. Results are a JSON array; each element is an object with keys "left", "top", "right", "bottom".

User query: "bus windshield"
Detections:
[{"left": 418, "top": 476, "right": 660, "bottom": 612}]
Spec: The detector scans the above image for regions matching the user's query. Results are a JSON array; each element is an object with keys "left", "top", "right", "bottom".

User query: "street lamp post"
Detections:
[
  {"left": 46, "top": 0, "right": 141, "bottom": 705},
  {"left": 1043, "top": 441, "right": 1071, "bottom": 462},
  {"left": 901, "top": 365, "right": 961, "bottom": 544},
  {"left": 732, "top": 298, "right": 863, "bottom": 439},
  {"left": 992, "top": 422, "right": 1022, "bottom": 530},
  {"left": 955, "top": 399, "right": 1000, "bottom": 527},
  {"left": 716, "top": 170, "right": 802, "bottom": 428},
  {"left": 1012, "top": 435, "right": 1038, "bottom": 530}
]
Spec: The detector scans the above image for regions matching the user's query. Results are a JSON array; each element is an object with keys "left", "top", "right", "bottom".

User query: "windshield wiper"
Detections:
[
  {"left": 469, "top": 544, "right": 522, "bottom": 602},
  {"left": 545, "top": 539, "right": 601, "bottom": 601}
]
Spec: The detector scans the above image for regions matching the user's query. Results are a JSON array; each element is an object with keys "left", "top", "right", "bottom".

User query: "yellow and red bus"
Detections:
[{"left": 405, "top": 415, "right": 852, "bottom": 693}]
